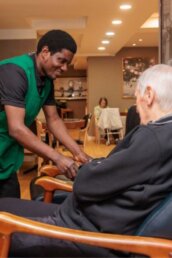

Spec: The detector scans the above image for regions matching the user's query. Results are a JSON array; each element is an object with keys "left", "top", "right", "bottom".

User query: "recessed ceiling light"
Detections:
[
  {"left": 98, "top": 46, "right": 106, "bottom": 51},
  {"left": 120, "top": 4, "right": 132, "bottom": 10},
  {"left": 101, "top": 40, "right": 110, "bottom": 44},
  {"left": 132, "top": 43, "right": 136, "bottom": 46},
  {"left": 112, "top": 20, "right": 122, "bottom": 25},
  {"left": 141, "top": 13, "right": 159, "bottom": 28},
  {"left": 138, "top": 38, "right": 143, "bottom": 42},
  {"left": 106, "top": 31, "right": 115, "bottom": 36}
]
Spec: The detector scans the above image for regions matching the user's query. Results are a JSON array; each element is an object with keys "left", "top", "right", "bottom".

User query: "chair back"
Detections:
[
  {"left": 125, "top": 105, "right": 140, "bottom": 135},
  {"left": 81, "top": 113, "right": 92, "bottom": 129},
  {"left": 136, "top": 193, "right": 172, "bottom": 239}
]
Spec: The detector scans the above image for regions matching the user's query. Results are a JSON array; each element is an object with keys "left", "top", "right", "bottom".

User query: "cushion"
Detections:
[{"left": 136, "top": 193, "right": 172, "bottom": 239}]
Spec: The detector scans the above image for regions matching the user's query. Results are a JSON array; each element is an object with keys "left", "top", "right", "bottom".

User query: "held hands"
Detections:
[
  {"left": 54, "top": 151, "right": 92, "bottom": 180},
  {"left": 54, "top": 154, "right": 79, "bottom": 180}
]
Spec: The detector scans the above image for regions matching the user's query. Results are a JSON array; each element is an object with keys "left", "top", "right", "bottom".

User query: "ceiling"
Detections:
[{"left": 0, "top": 0, "right": 159, "bottom": 69}]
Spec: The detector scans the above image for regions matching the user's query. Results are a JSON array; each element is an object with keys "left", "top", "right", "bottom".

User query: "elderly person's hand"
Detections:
[{"left": 54, "top": 154, "right": 79, "bottom": 179}]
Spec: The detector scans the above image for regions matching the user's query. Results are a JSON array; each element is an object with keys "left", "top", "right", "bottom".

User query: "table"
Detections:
[
  {"left": 63, "top": 119, "right": 85, "bottom": 145},
  {"left": 61, "top": 108, "right": 73, "bottom": 119},
  {"left": 37, "top": 118, "right": 85, "bottom": 147},
  {"left": 63, "top": 119, "right": 85, "bottom": 129}
]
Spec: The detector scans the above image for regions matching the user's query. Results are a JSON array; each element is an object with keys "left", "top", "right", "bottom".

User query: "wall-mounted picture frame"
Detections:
[{"left": 122, "top": 57, "right": 155, "bottom": 98}]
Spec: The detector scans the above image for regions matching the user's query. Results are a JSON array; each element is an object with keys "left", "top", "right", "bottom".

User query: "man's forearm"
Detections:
[
  {"left": 10, "top": 124, "right": 62, "bottom": 164},
  {"left": 47, "top": 118, "right": 82, "bottom": 157}
]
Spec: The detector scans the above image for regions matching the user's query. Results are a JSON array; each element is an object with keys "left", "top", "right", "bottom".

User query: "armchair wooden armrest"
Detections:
[
  {"left": 0, "top": 212, "right": 172, "bottom": 258},
  {"left": 39, "top": 162, "right": 81, "bottom": 177},
  {"left": 35, "top": 176, "right": 73, "bottom": 203},
  {"left": 39, "top": 165, "right": 61, "bottom": 177}
]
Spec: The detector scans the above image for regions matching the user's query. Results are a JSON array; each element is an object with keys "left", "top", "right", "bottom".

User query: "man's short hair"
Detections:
[{"left": 36, "top": 29, "right": 77, "bottom": 55}]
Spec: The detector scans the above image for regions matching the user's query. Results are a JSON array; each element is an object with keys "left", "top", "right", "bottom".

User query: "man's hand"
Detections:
[
  {"left": 74, "top": 151, "right": 92, "bottom": 164},
  {"left": 54, "top": 154, "right": 79, "bottom": 179}
]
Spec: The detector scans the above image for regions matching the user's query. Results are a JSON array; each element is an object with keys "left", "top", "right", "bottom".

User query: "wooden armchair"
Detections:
[
  {"left": 30, "top": 165, "right": 72, "bottom": 202},
  {"left": 1, "top": 166, "right": 172, "bottom": 258},
  {"left": 0, "top": 210, "right": 172, "bottom": 258},
  {"left": 35, "top": 174, "right": 73, "bottom": 203}
]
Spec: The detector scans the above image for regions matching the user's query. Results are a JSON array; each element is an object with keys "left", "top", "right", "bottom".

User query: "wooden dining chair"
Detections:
[
  {"left": 22, "top": 120, "right": 38, "bottom": 175},
  {"left": 78, "top": 113, "right": 92, "bottom": 149},
  {"left": 35, "top": 119, "right": 59, "bottom": 175},
  {"left": 23, "top": 119, "right": 55, "bottom": 176}
]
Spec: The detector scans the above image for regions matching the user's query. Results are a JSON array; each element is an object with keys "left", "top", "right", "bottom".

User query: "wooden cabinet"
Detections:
[
  {"left": 56, "top": 97, "right": 87, "bottom": 119},
  {"left": 54, "top": 76, "right": 87, "bottom": 119}
]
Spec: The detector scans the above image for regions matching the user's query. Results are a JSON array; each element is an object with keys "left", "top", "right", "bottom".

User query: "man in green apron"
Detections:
[{"left": 0, "top": 30, "right": 90, "bottom": 198}]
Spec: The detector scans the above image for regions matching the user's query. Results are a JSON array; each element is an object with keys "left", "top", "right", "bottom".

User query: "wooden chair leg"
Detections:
[{"left": 0, "top": 235, "right": 11, "bottom": 258}]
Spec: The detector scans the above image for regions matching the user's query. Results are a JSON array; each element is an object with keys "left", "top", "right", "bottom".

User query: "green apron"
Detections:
[{"left": 0, "top": 54, "right": 51, "bottom": 179}]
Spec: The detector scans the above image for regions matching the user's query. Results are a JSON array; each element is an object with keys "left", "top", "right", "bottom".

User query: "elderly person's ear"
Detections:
[{"left": 145, "top": 86, "right": 155, "bottom": 106}]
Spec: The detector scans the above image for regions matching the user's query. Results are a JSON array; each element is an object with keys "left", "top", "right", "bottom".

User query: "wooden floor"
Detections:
[{"left": 18, "top": 131, "right": 115, "bottom": 200}]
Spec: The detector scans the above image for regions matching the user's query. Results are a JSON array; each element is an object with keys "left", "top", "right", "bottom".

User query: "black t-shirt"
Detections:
[{"left": 0, "top": 54, "right": 55, "bottom": 111}]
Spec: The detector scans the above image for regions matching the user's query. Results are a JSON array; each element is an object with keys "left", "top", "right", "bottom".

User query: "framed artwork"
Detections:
[{"left": 122, "top": 57, "right": 155, "bottom": 98}]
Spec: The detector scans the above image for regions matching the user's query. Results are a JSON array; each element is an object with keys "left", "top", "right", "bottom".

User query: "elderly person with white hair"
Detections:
[{"left": 1, "top": 64, "right": 172, "bottom": 258}]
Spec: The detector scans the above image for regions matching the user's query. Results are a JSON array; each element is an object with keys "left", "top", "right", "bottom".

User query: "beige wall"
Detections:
[
  {"left": 0, "top": 41, "right": 158, "bottom": 115},
  {"left": 0, "top": 39, "right": 36, "bottom": 60},
  {"left": 87, "top": 47, "right": 158, "bottom": 114}
]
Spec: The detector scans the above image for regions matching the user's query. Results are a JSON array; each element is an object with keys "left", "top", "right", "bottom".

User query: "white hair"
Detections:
[{"left": 137, "top": 64, "right": 172, "bottom": 111}]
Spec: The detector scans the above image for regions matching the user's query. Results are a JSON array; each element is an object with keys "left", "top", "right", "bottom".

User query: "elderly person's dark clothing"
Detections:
[{"left": 1, "top": 114, "right": 172, "bottom": 257}]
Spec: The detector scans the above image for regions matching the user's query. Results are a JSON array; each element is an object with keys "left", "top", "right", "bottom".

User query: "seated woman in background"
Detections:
[
  {"left": 94, "top": 97, "right": 111, "bottom": 142},
  {"left": 94, "top": 97, "right": 108, "bottom": 124}
]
